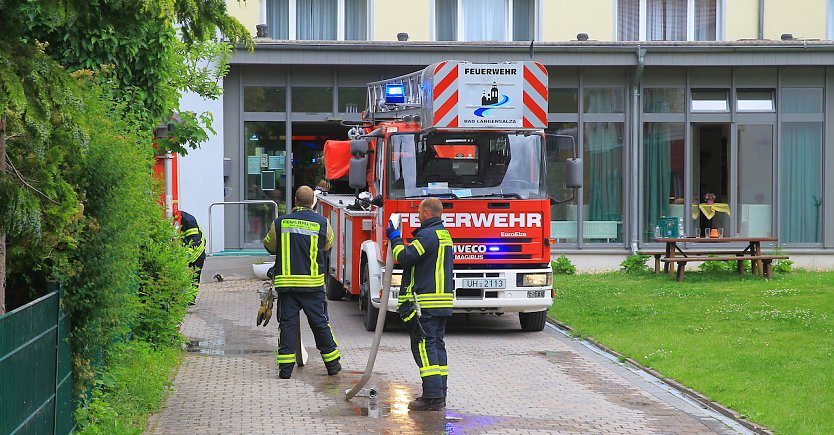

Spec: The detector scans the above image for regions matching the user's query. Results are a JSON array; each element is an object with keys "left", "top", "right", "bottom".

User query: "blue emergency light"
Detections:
[
  {"left": 385, "top": 83, "right": 406, "bottom": 104},
  {"left": 488, "top": 246, "right": 501, "bottom": 252}
]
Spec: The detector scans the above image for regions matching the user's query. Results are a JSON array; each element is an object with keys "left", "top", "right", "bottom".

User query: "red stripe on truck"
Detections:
[
  {"left": 524, "top": 66, "right": 547, "bottom": 100},
  {"left": 434, "top": 90, "right": 458, "bottom": 123},
  {"left": 433, "top": 66, "right": 459, "bottom": 101},
  {"left": 523, "top": 91, "right": 547, "bottom": 126}
]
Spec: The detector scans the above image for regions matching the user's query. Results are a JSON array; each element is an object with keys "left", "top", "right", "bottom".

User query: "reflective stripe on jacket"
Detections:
[
  {"left": 179, "top": 211, "right": 205, "bottom": 264},
  {"left": 263, "top": 207, "right": 334, "bottom": 290},
  {"left": 391, "top": 217, "right": 454, "bottom": 315}
]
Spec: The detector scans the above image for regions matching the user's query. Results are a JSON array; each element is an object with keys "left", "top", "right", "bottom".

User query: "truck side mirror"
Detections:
[
  {"left": 349, "top": 157, "right": 368, "bottom": 189},
  {"left": 348, "top": 138, "right": 370, "bottom": 189},
  {"left": 565, "top": 158, "right": 582, "bottom": 189}
]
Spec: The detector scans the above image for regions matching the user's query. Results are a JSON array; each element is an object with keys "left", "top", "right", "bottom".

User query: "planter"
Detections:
[{"left": 253, "top": 263, "right": 272, "bottom": 280}]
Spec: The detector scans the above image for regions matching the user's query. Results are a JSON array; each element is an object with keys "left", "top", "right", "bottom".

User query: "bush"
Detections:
[
  {"left": 620, "top": 254, "right": 650, "bottom": 274},
  {"left": 769, "top": 245, "right": 794, "bottom": 274},
  {"left": 75, "top": 341, "right": 180, "bottom": 435},
  {"left": 697, "top": 257, "right": 751, "bottom": 273},
  {"left": 552, "top": 254, "right": 576, "bottom": 275}
]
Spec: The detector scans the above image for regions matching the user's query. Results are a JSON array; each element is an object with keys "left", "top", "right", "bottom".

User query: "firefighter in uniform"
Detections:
[
  {"left": 386, "top": 197, "right": 453, "bottom": 411},
  {"left": 263, "top": 186, "right": 341, "bottom": 379},
  {"left": 177, "top": 211, "right": 206, "bottom": 286}
]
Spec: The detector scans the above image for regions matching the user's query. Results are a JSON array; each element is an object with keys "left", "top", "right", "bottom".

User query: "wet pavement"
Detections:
[{"left": 146, "top": 279, "right": 747, "bottom": 434}]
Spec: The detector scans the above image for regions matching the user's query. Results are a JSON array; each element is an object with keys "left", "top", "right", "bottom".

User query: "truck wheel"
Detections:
[
  {"left": 361, "top": 264, "right": 379, "bottom": 331},
  {"left": 325, "top": 273, "right": 345, "bottom": 301},
  {"left": 519, "top": 310, "right": 547, "bottom": 332}
]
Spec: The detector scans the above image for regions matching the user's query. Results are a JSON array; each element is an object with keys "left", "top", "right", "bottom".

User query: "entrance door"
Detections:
[
  {"left": 243, "top": 121, "right": 288, "bottom": 248},
  {"left": 690, "top": 124, "right": 730, "bottom": 237}
]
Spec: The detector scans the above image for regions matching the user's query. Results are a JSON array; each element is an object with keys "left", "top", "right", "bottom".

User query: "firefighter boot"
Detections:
[
  {"left": 278, "top": 363, "right": 294, "bottom": 379},
  {"left": 325, "top": 358, "right": 342, "bottom": 376},
  {"left": 408, "top": 397, "right": 445, "bottom": 411}
]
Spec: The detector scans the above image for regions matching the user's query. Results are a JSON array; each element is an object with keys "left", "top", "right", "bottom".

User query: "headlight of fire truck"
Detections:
[{"left": 517, "top": 272, "right": 552, "bottom": 287}]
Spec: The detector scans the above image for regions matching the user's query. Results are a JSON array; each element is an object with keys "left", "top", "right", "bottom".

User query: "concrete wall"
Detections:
[
  {"left": 374, "top": 0, "right": 430, "bottom": 41},
  {"left": 226, "top": 0, "right": 262, "bottom": 36},
  {"left": 764, "top": 0, "right": 827, "bottom": 40},
  {"left": 543, "top": 0, "right": 613, "bottom": 42},
  {"left": 179, "top": 91, "right": 226, "bottom": 253}
]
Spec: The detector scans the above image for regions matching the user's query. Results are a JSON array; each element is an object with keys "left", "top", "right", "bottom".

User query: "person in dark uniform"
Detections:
[
  {"left": 386, "top": 197, "right": 454, "bottom": 411},
  {"left": 263, "top": 186, "right": 340, "bottom": 379},
  {"left": 177, "top": 210, "right": 206, "bottom": 285}
]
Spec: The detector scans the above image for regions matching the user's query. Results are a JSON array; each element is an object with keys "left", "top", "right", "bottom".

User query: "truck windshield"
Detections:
[{"left": 387, "top": 132, "right": 547, "bottom": 200}]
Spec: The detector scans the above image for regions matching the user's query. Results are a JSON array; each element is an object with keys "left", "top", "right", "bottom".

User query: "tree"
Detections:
[{"left": 0, "top": 1, "right": 252, "bottom": 312}]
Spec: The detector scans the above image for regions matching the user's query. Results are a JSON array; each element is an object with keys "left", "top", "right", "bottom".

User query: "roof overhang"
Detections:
[{"left": 231, "top": 40, "right": 834, "bottom": 67}]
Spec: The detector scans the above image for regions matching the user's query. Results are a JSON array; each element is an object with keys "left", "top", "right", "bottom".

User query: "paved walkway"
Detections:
[{"left": 146, "top": 279, "right": 746, "bottom": 434}]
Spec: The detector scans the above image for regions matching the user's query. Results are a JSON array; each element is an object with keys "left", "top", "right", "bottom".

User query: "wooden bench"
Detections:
[
  {"left": 638, "top": 250, "right": 747, "bottom": 274},
  {"left": 660, "top": 255, "right": 790, "bottom": 282}
]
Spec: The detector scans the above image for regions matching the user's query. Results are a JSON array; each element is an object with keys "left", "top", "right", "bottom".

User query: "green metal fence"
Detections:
[{"left": 1, "top": 284, "right": 75, "bottom": 435}]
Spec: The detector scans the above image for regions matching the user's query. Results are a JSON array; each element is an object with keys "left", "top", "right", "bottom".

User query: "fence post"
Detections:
[{"left": 50, "top": 281, "right": 60, "bottom": 435}]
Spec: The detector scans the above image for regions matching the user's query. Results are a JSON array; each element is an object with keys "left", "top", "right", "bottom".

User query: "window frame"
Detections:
[
  {"left": 615, "top": 0, "right": 725, "bottom": 41},
  {"left": 267, "top": 0, "right": 372, "bottom": 41},
  {"left": 431, "top": 0, "right": 542, "bottom": 42}
]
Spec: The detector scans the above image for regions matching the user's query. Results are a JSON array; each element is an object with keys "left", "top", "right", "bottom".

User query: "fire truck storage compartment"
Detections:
[{"left": 318, "top": 194, "right": 372, "bottom": 296}]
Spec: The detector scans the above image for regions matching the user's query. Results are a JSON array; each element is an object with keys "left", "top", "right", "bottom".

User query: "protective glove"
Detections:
[
  {"left": 386, "top": 220, "right": 401, "bottom": 241},
  {"left": 397, "top": 300, "right": 426, "bottom": 341}
]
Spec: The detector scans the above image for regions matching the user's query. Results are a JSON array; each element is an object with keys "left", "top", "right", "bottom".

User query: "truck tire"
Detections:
[
  {"left": 519, "top": 310, "right": 547, "bottom": 332},
  {"left": 361, "top": 264, "right": 379, "bottom": 331},
  {"left": 325, "top": 273, "right": 345, "bottom": 301}
]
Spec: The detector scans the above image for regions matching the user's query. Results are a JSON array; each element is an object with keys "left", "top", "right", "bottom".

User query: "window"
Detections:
[
  {"left": 291, "top": 87, "right": 333, "bottom": 112},
  {"left": 642, "top": 123, "right": 684, "bottom": 242},
  {"left": 338, "top": 87, "right": 366, "bottom": 113},
  {"left": 782, "top": 88, "right": 823, "bottom": 114},
  {"left": 584, "top": 88, "right": 625, "bottom": 113},
  {"left": 736, "top": 89, "right": 774, "bottom": 112},
  {"left": 387, "top": 132, "right": 547, "bottom": 200},
  {"left": 548, "top": 88, "right": 578, "bottom": 113},
  {"left": 780, "top": 123, "right": 823, "bottom": 243},
  {"left": 617, "top": 0, "right": 721, "bottom": 41},
  {"left": 644, "top": 88, "right": 685, "bottom": 113},
  {"left": 434, "top": 0, "right": 537, "bottom": 41},
  {"left": 244, "top": 87, "right": 287, "bottom": 112},
  {"left": 583, "top": 123, "right": 625, "bottom": 243},
  {"left": 691, "top": 89, "right": 728, "bottom": 112},
  {"left": 267, "top": 0, "right": 369, "bottom": 40}
]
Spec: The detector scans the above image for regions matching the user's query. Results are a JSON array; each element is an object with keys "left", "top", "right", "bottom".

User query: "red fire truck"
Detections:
[{"left": 318, "top": 60, "right": 581, "bottom": 332}]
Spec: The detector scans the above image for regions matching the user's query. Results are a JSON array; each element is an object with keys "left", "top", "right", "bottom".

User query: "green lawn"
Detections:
[{"left": 549, "top": 270, "right": 834, "bottom": 434}]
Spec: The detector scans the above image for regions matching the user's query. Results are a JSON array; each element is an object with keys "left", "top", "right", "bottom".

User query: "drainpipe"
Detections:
[
  {"left": 630, "top": 47, "right": 646, "bottom": 255},
  {"left": 758, "top": 0, "right": 764, "bottom": 39},
  {"left": 163, "top": 152, "right": 174, "bottom": 219}
]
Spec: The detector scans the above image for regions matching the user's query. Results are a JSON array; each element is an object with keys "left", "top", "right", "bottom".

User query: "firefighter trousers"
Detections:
[
  {"left": 410, "top": 316, "right": 449, "bottom": 399},
  {"left": 276, "top": 289, "right": 340, "bottom": 368}
]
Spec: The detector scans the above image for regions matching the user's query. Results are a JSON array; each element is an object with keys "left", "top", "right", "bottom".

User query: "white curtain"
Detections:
[
  {"left": 648, "top": 0, "right": 686, "bottom": 41},
  {"left": 344, "top": 0, "right": 367, "bottom": 40},
  {"left": 617, "top": 0, "right": 639, "bottom": 40},
  {"left": 297, "top": 0, "right": 337, "bottom": 40},
  {"left": 694, "top": 0, "right": 717, "bottom": 41},
  {"left": 463, "top": 0, "right": 505, "bottom": 41},
  {"left": 268, "top": 0, "right": 290, "bottom": 39},
  {"left": 435, "top": 0, "right": 457, "bottom": 41},
  {"left": 512, "top": 0, "right": 535, "bottom": 41}
]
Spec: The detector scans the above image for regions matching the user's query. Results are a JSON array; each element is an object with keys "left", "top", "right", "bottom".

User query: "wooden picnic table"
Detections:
[{"left": 653, "top": 237, "right": 786, "bottom": 281}]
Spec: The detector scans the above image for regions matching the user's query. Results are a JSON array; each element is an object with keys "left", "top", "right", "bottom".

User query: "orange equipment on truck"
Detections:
[{"left": 319, "top": 60, "right": 582, "bottom": 332}]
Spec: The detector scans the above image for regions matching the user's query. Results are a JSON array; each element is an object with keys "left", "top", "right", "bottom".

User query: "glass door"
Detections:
[
  {"left": 690, "top": 123, "right": 730, "bottom": 237},
  {"left": 243, "top": 121, "right": 287, "bottom": 248}
]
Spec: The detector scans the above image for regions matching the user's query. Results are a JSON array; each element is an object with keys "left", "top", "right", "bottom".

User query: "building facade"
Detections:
[{"left": 179, "top": 0, "right": 834, "bottom": 268}]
